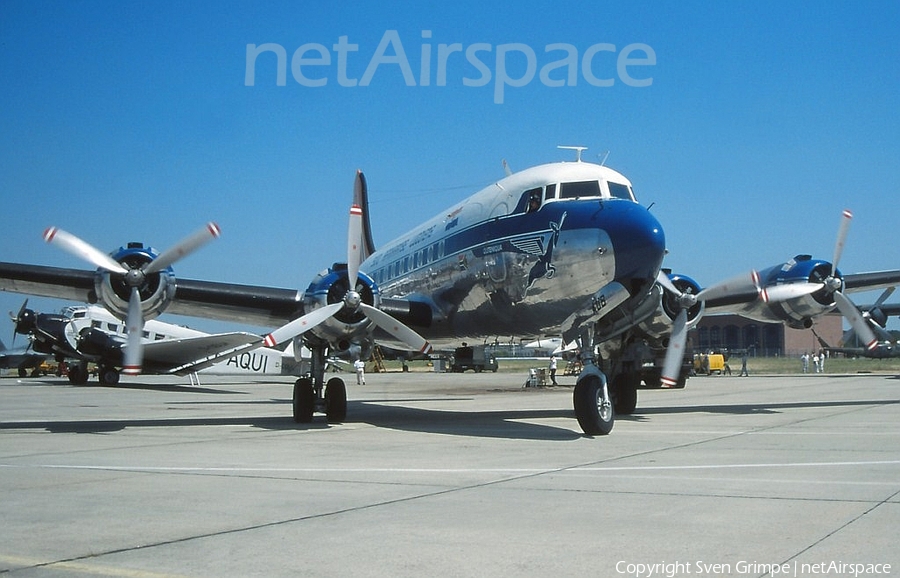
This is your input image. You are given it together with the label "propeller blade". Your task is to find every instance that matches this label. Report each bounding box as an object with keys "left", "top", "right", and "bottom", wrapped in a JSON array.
[
  {"left": 121, "top": 287, "right": 144, "bottom": 375},
  {"left": 660, "top": 309, "right": 688, "bottom": 388},
  {"left": 833, "top": 291, "right": 878, "bottom": 351},
  {"left": 359, "top": 303, "right": 433, "bottom": 354},
  {"left": 347, "top": 204, "right": 363, "bottom": 290},
  {"left": 873, "top": 286, "right": 895, "bottom": 308},
  {"left": 757, "top": 282, "right": 822, "bottom": 303},
  {"left": 655, "top": 271, "right": 680, "bottom": 296},
  {"left": 695, "top": 270, "right": 761, "bottom": 303},
  {"left": 43, "top": 227, "right": 128, "bottom": 273},
  {"left": 144, "top": 222, "right": 221, "bottom": 274},
  {"left": 831, "top": 209, "right": 852, "bottom": 276},
  {"left": 263, "top": 302, "right": 343, "bottom": 347}
]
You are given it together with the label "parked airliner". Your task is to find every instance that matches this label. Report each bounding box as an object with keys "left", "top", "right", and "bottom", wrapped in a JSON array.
[{"left": 3, "top": 148, "right": 899, "bottom": 435}]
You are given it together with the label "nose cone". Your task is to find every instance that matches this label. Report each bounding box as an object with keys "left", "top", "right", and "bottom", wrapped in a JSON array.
[{"left": 605, "top": 201, "right": 666, "bottom": 289}]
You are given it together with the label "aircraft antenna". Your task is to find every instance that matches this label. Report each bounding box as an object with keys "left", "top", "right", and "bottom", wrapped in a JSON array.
[
  {"left": 598, "top": 150, "right": 610, "bottom": 166},
  {"left": 557, "top": 145, "right": 587, "bottom": 162},
  {"left": 502, "top": 159, "right": 512, "bottom": 176}
]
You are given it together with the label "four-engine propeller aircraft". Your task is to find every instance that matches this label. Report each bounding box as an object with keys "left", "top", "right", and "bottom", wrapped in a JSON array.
[{"left": 3, "top": 150, "right": 900, "bottom": 435}]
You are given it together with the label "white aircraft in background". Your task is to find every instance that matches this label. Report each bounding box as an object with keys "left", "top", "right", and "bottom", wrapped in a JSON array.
[
  {"left": 9, "top": 303, "right": 307, "bottom": 385},
  {"left": 3, "top": 148, "right": 900, "bottom": 435}
]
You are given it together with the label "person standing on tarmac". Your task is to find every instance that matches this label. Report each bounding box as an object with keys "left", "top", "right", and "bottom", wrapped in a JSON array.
[{"left": 549, "top": 355, "right": 558, "bottom": 385}]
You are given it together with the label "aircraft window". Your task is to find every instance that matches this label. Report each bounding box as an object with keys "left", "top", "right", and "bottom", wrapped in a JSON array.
[
  {"left": 107, "top": 323, "right": 117, "bottom": 331},
  {"left": 428, "top": 245, "right": 434, "bottom": 262},
  {"left": 142, "top": 330, "right": 150, "bottom": 338},
  {"left": 438, "top": 240, "right": 445, "bottom": 259},
  {"left": 525, "top": 187, "right": 542, "bottom": 212},
  {"left": 544, "top": 183, "right": 556, "bottom": 201},
  {"left": 155, "top": 334, "right": 166, "bottom": 341},
  {"left": 560, "top": 180, "right": 601, "bottom": 199},
  {"left": 92, "top": 320, "right": 101, "bottom": 328},
  {"left": 608, "top": 182, "right": 634, "bottom": 200}
]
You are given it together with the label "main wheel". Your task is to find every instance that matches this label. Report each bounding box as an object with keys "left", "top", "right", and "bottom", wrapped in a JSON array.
[
  {"left": 611, "top": 373, "right": 638, "bottom": 415},
  {"left": 98, "top": 366, "right": 120, "bottom": 385},
  {"left": 325, "top": 377, "right": 347, "bottom": 423},
  {"left": 573, "top": 375, "right": 614, "bottom": 435},
  {"left": 292, "top": 378, "right": 315, "bottom": 423},
  {"left": 67, "top": 364, "right": 89, "bottom": 385}
]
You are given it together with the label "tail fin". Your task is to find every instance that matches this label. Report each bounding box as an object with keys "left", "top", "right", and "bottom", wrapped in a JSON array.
[{"left": 354, "top": 170, "right": 376, "bottom": 259}]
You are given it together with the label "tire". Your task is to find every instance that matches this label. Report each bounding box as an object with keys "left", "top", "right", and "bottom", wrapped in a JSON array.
[
  {"left": 325, "top": 377, "right": 347, "bottom": 424},
  {"left": 99, "top": 367, "right": 120, "bottom": 386},
  {"left": 573, "top": 375, "right": 614, "bottom": 435},
  {"left": 68, "top": 364, "right": 89, "bottom": 385},
  {"left": 611, "top": 373, "right": 638, "bottom": 415},
  {"left": 292, "top": 378, "right": 315, "bottom": 423}
]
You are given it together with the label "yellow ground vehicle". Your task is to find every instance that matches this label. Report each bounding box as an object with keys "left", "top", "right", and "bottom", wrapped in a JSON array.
[{"left": 693, "top": 353, "right": 728, "bottom": 375}]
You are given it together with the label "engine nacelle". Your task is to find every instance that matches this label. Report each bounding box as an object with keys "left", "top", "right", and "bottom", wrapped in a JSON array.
[
  {"left": 634, "top": 273, "right": 705, "bottom": 345},
  {"left": 301, "top": 263, "right": 380, "bottom": 356},
  {"left": 751, "top": 256, "right": 840, "bottom": 329},
  {"left": 94, "top": 243, "right": 176, "bottom": 322}
]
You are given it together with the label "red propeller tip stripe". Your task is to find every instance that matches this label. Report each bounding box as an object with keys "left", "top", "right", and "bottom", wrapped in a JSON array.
[
  {"left": 660, "top": 376, "right": 677, "bottom": 388},
  {"left": 263, "top": 335, "right": 277, "bottom": 348},
  {"left": 866, "top": 339, "right": 878, "bottom": 351},
  {"left": 122, "top": 366, "right": 141, "bottom": 375},
  {"left": 207, "top": 222, "right": 222, "bottom": 237},
  {"left": 350, "top": 205, "right": 363, "bottom": 216},
  {"left": 420, "top": 342, "right": 433, "bottom": 354},
  {"left": 43, "top": 227, "right": 57, "bottom": 242},
  {"left": 842, "top": 209, "right": 853, "bottom": 219}
]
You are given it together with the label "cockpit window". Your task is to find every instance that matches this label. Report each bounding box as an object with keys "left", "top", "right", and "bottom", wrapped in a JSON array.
[
  {"left": 608, "top": 182, "right": 634, "bottom": 200},
  {"left": 560, "top": 180, "right": 601, "bottom": 199},
  {"left": 515, "top": 187, "right": 544, "bottom": 213}
]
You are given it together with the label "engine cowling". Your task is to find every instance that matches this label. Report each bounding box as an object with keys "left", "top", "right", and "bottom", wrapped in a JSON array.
[
  {"left": 300, "top": 263, "right": 380, "bottom": 356},
  {"left": 94, "top": 242, "right": 176, "bottom": 322},
  {"left": 753, "top": 256, "right": 840, "bottom": 329}
]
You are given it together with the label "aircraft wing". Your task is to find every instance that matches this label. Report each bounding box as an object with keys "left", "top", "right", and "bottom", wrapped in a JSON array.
[
  {"left": 0, "top": 263, "right": 96, "bottom": 303},
  {"left": 843, "top": 270, "right": 900, "bottom": 293},
  {"left": 138, "top": 332, "right": 263, "bottom": 375},
  {"left": 0, "top": 262, "right": 303, "bottom": 328}
]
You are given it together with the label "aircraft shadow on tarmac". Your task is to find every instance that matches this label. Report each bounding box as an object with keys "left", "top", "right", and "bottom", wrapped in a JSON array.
[
  {"left": 619, "top": 398, "right": 900, "bottom": 422},
  {"left": 2, "top": 394, "right": 896, "bottom": 439},
  {"left": 0, "top": 396, "right": 582, "bottom": 440}
]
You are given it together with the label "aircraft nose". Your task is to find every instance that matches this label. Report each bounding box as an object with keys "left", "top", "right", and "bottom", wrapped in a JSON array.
[{"left": 605, "top": 202, "right": 666, "bottom": 288}]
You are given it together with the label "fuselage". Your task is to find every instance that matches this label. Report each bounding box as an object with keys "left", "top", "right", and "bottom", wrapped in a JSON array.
[{"left": 362, "top": 161, "right": 666, "bottom": 346}]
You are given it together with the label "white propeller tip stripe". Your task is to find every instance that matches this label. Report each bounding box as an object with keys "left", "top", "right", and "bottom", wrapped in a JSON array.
[
  {"left": 420, "top": 342, "right": 433, "bottom": 354},
  {"left": 263, "top": 334, "right": 277, "bottom": 348},
  {"left": 660, "top": 377, "right": 677, "bottom": 388},
  {"left": 42, "top": 227, "right": 58, "bottom": 243},
  {"left": 207, "top": 222, "right": 222, "bottom": 238},
  {"left": 842, "top": 209, "right": 853, "bottom": 219},
  {"left": 121, "top": 366, "right": 141, "bottom": 375},
  {"left": 866, "top": 339, "right": 879, "bottom": 351}
]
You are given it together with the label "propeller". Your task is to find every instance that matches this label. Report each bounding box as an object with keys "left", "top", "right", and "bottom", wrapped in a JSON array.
[
  {"left": 9, "top": 299, "right": 29, "bottom": 347},
  {"left": 263, "top": 171, "right": 433, "bottom": 356},
  {"left": 656, "top": 270, "right": 761, "bottom": 387},
  {"left": 813, "top": 210, "right": 877, "bottom": 351},
  {"left": 44, "top": 222, "right": 222, "bottom": 374}
]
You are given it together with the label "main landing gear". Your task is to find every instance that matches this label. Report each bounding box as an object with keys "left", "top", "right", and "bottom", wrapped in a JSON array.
[
  {"left": 572, "top": 332, "right": 615, "bottom": 436},
  {"left": 292, "top": 345, "right": 347, "bottom": 424}
]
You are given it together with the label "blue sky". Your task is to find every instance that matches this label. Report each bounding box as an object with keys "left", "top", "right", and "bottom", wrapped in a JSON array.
[{"left": 1, "top": 1, "right": 899, "bottom": 336}]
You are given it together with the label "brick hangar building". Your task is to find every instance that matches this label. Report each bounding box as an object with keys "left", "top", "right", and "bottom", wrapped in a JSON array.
[{"left": 692, "top": 313, "right": 843, "bottom": 357}]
